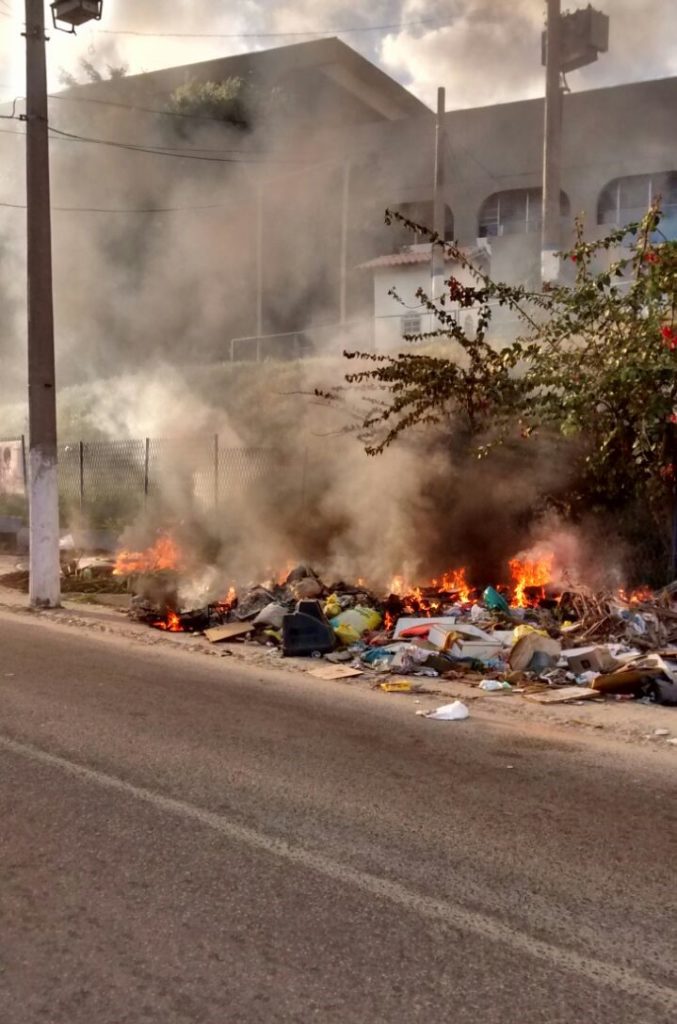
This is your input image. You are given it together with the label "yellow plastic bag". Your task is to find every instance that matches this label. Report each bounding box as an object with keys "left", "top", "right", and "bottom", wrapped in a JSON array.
[{"left": 512, "top": 623, "right": 548, "bottom": 643}]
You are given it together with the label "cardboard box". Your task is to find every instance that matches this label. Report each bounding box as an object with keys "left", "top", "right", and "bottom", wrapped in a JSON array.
[{"left": 562, "top": 646, "right": 620, "bottom": 675}]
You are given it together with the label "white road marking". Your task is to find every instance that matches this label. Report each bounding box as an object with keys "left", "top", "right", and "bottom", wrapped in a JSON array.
[{"left": 1, "top": 734, "right": 675, "bottom": 1012}]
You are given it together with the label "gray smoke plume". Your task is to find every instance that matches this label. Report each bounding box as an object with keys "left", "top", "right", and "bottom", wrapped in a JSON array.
[{"left": 0, "top": 0, "right": 672, "bottom": 592}]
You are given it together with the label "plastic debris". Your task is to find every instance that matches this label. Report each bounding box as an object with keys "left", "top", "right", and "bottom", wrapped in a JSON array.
[
  {"left": 425, "top": 700, "right": 470, "bottom": 721},
  {"left": 479, "top": 679, "right": 512, "bottom": 692}
]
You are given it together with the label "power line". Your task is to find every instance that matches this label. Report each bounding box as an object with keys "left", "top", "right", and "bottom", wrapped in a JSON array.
[
  {"left": 96, "top": 17, "right": 446, "bottom": 40},
  {"left": 47, "top": 125, "right": 298, "bottom": 164},
  {"left": 0, "top": 199, "right": 237, "bottom": 214},
  {"left": 47, "top": 90, "right": 258, "bottom": 130}
]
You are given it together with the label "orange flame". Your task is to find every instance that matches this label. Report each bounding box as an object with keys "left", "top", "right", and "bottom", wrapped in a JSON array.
[
  {"left": 440, "top": 568, "right": 471, "bottom": 603},
  {"left": 617, "top": 586, "right": 653, "bottom": 605},
  {"left": 114, "top": 535, "right": 183, "bottom": 576},
  {"left": 153, "top": 610, "right": 183, "bottom": 632},
  {"left": 509, "top": 554, "right": 554, "bottom": 608}
]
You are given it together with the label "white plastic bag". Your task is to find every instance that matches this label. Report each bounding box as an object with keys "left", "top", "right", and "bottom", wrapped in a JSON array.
[{"left": 426, "top": 700, "right": 470, "bottom": 721}]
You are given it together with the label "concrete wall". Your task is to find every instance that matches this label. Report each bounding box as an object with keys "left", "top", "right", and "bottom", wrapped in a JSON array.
[
  {"left": 349, "top": 75, "right": 677, "bottom": 290},
  {"left": 371, "top": 257, "right": 478, "bottom": 352}
]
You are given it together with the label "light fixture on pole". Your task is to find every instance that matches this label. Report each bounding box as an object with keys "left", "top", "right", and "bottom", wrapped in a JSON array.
[{"left": 50, "top": 0, "right": 102, "bottom": 32}]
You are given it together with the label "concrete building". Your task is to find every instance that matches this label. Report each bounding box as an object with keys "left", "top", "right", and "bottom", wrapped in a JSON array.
[{"left": 4, "top": 39, "right": 676, "bottom": 370}]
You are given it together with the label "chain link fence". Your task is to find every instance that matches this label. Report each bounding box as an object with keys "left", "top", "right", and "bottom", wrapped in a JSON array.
[{"left": 0, "top": 435, "right": 278, "bottom": 531}]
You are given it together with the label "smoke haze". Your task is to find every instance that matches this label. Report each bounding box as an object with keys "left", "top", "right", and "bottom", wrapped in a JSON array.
[{"left": 0, "top": 1, "right": 673, "bottom": 590}]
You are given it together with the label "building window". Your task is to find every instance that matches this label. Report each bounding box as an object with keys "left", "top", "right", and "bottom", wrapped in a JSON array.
[
  {"left": 401, "top": 313, "right": 422, "bottom": 337},
  {"left": 478, "top": 188, "right": 569, "bottom": 237},
  {"left": 598, "top": 172, "right": 677, "bottom": 238}
]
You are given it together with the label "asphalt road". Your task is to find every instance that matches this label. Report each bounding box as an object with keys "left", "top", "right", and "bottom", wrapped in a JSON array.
[{"left": 0, "top": 609, "right": 675, "bottom": 1024}]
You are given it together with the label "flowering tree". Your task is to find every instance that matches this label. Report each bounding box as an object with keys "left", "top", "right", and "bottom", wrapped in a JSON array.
[{"left": 344, "top": 207, "right": 677, "bottom": 505}]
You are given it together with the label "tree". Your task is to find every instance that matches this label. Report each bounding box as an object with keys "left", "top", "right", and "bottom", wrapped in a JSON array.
[
  {"left": 336, "top": 206, "right": 677, "bottom": 576},
  {"left": 167, "top": 77, "right": 248, "bottom": 126},
  {"left": 58, "top": 56, "right": 128, "bottom": 88}
]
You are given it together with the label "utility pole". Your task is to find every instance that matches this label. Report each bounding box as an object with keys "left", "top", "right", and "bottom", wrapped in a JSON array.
[
  {"left": 255, "top": 175, "right": 263, "bottom": 338},
  {"left": 339, "top": 160, "right": 351, "bottom": 326},
  {"left": 25, "top": 0, "right": 60, "bottom": 607},
  {"left": 431, "top": 86, "right": 446, "bottom": 302},
  {"left": 541, "top": 0, "right": 563, "bottom": 286}
]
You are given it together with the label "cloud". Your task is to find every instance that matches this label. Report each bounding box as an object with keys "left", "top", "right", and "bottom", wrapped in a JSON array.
[
  {"left": 381, "top": 1, "right": 677, "bottom": 109},
  {"left": 1, "top": 1, "right": 675, "bottom": 110}
]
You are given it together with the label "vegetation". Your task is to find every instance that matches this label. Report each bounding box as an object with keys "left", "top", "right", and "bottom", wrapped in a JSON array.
[
  {"left": 167, "top": 77, "right": 249, "bottom": 126},
  {"left": 58, "top": 56, "right": 128, "bottom": 87},
  {"left": 330, "top": 205, "right": 677, "bottom": 580}
]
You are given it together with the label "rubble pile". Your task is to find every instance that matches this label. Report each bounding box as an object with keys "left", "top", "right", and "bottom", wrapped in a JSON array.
[{"left": 127, "top": 559, "right": 677, "bottom": 707}]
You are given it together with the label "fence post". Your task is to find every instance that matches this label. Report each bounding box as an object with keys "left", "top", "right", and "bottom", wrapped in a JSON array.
[
  {"left": 20, "top": 434, "right": 27, "bottom": 495},
  {"left": 300, "top": 445, "right": 308, "bottom": 515},
  {"left": 79, "top": 440, "right": 84, "bottom": 511},
  {"left": 144, "top": 438, "right": 150, "bottom": 505},
  {"left": 213, "top": 433, "right": 219, "bottom": 510}
]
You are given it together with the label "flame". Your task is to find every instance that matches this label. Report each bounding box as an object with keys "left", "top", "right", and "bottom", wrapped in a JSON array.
[
  {"left": 153, "top": 610, "right": 183, "bottom": 632},
  {"left": 384, "top": 610, "right": 394, "bottom": 631},
  {"left": 617, "top": 586, "right": 653, "bottom": 605},
  {"left": 509, "top": 554, "right": 554, "bottom": 608},
  {"left": 114, "top": 535, "right": 183, "bottom": 576},
  {"left": 387, "top": 568, "right": 471, "bottom": 614},
  {"left": 440, "top": 568, "right": 471, "bottom": 603}
]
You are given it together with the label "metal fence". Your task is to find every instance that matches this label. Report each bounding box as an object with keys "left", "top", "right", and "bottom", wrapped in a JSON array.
[{"left": 0, "top": 435, "right": 277, "bottom": 528}]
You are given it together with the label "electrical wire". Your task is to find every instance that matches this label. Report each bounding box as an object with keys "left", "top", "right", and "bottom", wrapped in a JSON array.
[
  {"left": 0, "top": 199, "right": 237, "bottom": 214},
  {"left": 96, "top": 17, "right": 446, "bottom": 40},
  {"left": 47, "top": 125, "right": 299, "bottom": 164}
]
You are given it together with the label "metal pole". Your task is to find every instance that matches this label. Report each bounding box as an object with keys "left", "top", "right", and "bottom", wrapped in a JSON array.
[
  {"left": 431, "top": 86, "right": 446, "bottom": 303},
  {"left": 213, "top": 433, "right": 219, "bottom": 510},
  {"left": 79, "top": 440, "right": 84, "bottom": 511},
  {"left": 541, "top": 0, "right": 563, "bottom": 286},
  {"left": 144, "top": 437, "right": 150, "bottom": 504},
  {"left": 339, "top": 161, "right": 351, "bottom": 326},
  {"left": 255, "top": 177, "right": 263, "bottom": 339},
  {"left": 25, "top": 0, "right": 60, "bottom": 607}
]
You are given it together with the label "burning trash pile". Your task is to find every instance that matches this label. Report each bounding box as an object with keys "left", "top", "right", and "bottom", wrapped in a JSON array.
[{"left": 112, "top": 536, "right": 677, "bottom": 708}]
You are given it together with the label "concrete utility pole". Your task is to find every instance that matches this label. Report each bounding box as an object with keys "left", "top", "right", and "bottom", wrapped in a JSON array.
[
  {"left": 541, "top": 0, "right": 563, "bottom": 286},
  {"left": 431, "top": 86, "right": 446, "bottom": 302},
  {"left": 25, "top": 0, "right": 60, "bottom": 607}
]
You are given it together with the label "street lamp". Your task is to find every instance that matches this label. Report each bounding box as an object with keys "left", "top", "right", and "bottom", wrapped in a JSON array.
[
  {"left": 50, "top": 1, "right": 102, "bottom": 31},
  {"left": 24, "top": 0, "right": 104, "bottom": 607}
]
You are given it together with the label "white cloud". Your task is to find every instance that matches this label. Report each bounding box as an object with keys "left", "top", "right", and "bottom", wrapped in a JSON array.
[{"left": 1, "top": 1, "right": 675, "bottom": 110}]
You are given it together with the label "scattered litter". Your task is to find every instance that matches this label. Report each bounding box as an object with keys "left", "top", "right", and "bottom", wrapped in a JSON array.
[
  {"left": 425, "top": 700, "right": 470, "bottom": 721},
  {"left": 378, "top": 680, "right": 414, "bottom": 692},
  {"left": 654, "top": 728, "right": 670, "bottom": 737},
  {"left": 308, "top": 665, "right": 363, "bottom": 681}
]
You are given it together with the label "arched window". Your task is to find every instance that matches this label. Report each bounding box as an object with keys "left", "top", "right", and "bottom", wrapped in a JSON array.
[
  {"left": 598, "top": 172, "right": 677, "bottom": 238},
  {"left": 478, "top": 188, "right": 569, "bottom": 238}
]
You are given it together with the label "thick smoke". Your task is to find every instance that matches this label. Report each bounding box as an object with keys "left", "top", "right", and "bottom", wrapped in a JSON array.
[{"left": 0, "top": 0, "right": 671, "bottom": 593}]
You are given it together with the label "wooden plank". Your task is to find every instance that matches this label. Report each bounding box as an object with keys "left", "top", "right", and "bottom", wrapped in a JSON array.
[
  {"left": 524, "top": 686, "right": 598, "bottom": 704},
  {"left": 308, "top": 665, "right": 363, "bottom": 680},
  {"left": 204, "top": 622, "right": 254, "bottom": 643}
]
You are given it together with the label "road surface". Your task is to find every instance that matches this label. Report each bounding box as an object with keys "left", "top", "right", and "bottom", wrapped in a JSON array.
[{"left": 0, "top": 608, "right": 675, "bottom": 1023}]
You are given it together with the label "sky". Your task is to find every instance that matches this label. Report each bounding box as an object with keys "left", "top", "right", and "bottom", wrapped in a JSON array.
[{"left": 0, "top": 1, "right": 676, "bottom": 110}]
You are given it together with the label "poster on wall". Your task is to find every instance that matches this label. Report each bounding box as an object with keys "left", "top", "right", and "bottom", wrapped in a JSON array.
[{"left": 0, "top": 441, "right": 25, "bottom": 496}]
